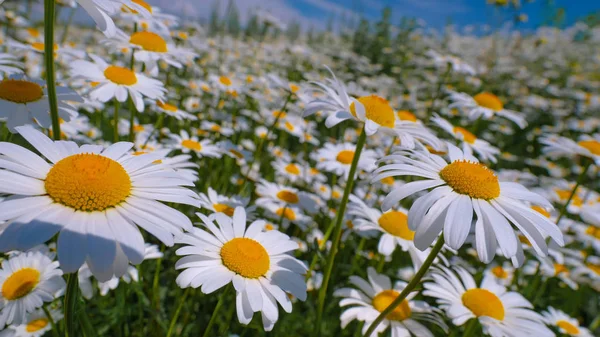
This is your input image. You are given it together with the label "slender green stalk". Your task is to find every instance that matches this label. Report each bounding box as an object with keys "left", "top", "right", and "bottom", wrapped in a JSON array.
[
  {"left": 42, "top": 305, "right": 60, "bottom": 337},
  {"left": 462, "top": 318, "right": 479, "bottom": 337},
  {"left": 44, "top": 0, "right": 61, "bottom": 140},
  {"left": 314, "top": 127, "right": 367, "bottom": 337},
  {"left": 128, "top": 98, "right": 136, "bottom": 142},
  {"left": 60, "top": 7, "right": 76, "bottom": 45},
  {"left": 79, "top": 309, "right": 98, "bottom": 337},
  {"left": 555, "top": 160, "right": 592, "bottom": 224},
  {"left": 113, "top": 100, "right": 121, "bottom": 143},
  {"left": 202, "top": 286, "right": 231, "bottom": 337},
  {"left": 166, "top": 288, "right": 191, "bottom": 337},
  {"left": 590, "top": 311, "right": 600, "bottom": 331},
  {"left": 64, "top": 273, "right": 80, "bottom": 337},
  {"left": 427, "top": 63, "right": 452, "bottom": 117},
  {"left": 363, "top": 235, "right": 445, "bottom": 337},
  {"left": 532, "top": 278, "right": 548, "bottom": 306}
]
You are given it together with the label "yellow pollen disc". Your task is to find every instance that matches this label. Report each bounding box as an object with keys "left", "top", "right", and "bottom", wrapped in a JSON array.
[
  {"left": 556, "top": 320, "right": 580, "bottom": 335},
  {"left": 284, "top": 121, "right": 295, "bottom": 131},
  {"left": 277, "top": 190, "right": 299, "bottom": 204},
  {"left": 531, "top": 205, "right": 551, "bottom": 218},
  {"left": 0, "top": 79, "right": 44, "bottom": 104},
  {"left": 397, "top": 110, "right": 417, "bottom": 122},
  {"left": 554, "top": 263, "right": 568, "bottom": 276},
  {"left": 332, "top": 191, "right": 341, "bottom": 199},
  {"left": 518, "top": 235, "right": 531, "bottom": 246},
  {"left": 378, "top": 211, "right": 414, "bottom": 240},
  {"left": 578, "top": 140, "right": 600, "bottom": 155},
  {"left": 211, "top": 124, "right": 221, "bottom": 132},
  {"left": 31, "top": 42, "right": 58, "bottom": 51},
  {"left": 276, "top": 207, "right": 296, "bottom": 221},
  {"left": 219, "top": 76, "right": 232, "bottom": 86},
  {"left": 349, "top": 95, "right": 395, "bottom": 128},
  {"left": 585, "top": 226, "right": 600, "bottom": 239},
  {"left": 440, "top": 160, "right": 500, "bottom": 200},
  {"left": 104, "top": 66, "right": 137, "bottom": 86},
  {"left": 129, "top": 31, "right": 167, "bottom": 52},
  {"left": 461, "top": 288, "right": 505, "bottom": 320},
  {"left": 157, "top": 100, "right": 178, "bottom": 112},
  {"left": 272, "top": 110, "right": 286, "bottom": 118},
  {"left": 213, "top": 203, "right": 235, "bottom": 216},
  {"left": 587, "top": 263, "right": 600, "bottom": 275},
  {"left": 473, "top": 92, "right": 503, "bottom": 111},
  {"left": 181, "top": 140, "right": 202, "bottom": 151},
  {"left": 220, "top": 238, "right": 270, "bottom": 278},
  {"left": 123, "top": 0, "right": 153, "bottom": 14},
  {"left": 27, "top": 28, "right": 40, "bottom": 38},
  {"left": 555, "top": 189, "right": 583, "bottom": 206},
  {"left": 285, "top": 164, "right": 300, "bottom": 175},
  {"left": 453, "top": 126, "right": 476, "bottom": 144},
  {"left": 336, "top": 150, "right": 355, "bottom": 164},
  {"left": 26, "top": 318, "right": 49, "bottom": 332},
  {"left": 491, "top": 266, "right": 508, "bottom": 279},
  {"left": 229, "top": 149, "right": 244, "bottom": 159},
  {"left": 380, "top": 176, "right": 395, "bottom": 185},
  {"left": 289, "top": 84, "right": 299, "bottom": 93},
  {"left": 2, "top": 268, "right": 40, "bottom": 300},
  {"left": 264, "top": 223, "right": 274, "bottom": 231},
  {"left": 45, "top": 154, "right": 131, "bottom": 212},
  {"left": 372, "top": 290, "right": 412, "bottom": 321}
]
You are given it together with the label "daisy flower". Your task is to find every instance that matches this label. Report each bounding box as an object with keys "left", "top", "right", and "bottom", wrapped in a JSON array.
[
  {"left": 153, "top": 100, "right": 197, "bottom": 121},
  {"left": 0, "top": 75, "right": 81, "bottom": 132},
  {"left": 448, "top": 91, "right": 527, "bottom": 128},
  {"left": 2, "top": 307, "right": 63, "bottom": 337},
  {"left": 483, "top": 262, "right": 515, "bottom": 286},
  {"left": 423, "top": 266, "right": 553, "bottom": 337},
  {"left": 431, "top": 114, "right": 500, "bottom": 163},
  {"left": 314, "top": 142, "right": 377, "bottom": 179},
  {"left": 198, "top": 187, "right": 255, "bottom": 218},
  {"left": 372, "top": 143, "right": 564, "bottom": 263},
  {"left": 542, "top": 307, "right": 594, "bottom": 337},
  {"left": 76, "top": 0, "right": 150, "bottom": 37},
  {"left": 70, "top": 54, "right": 166, "bottom": 112},
  {"left": 263, "top": 202, "right": 312, "bottom": 230},
  {"left": 256, "top": 180, "right": 317, "bottom": 213},
  {"left": 272, "top": 159, "right": 309, "bottom": 184},
  {"left": 334, "top": 267, "right": 446, "bottom": 337},
  {"left": 0, "top": 127, "right": 199, "bottom": 281},
  {"left": 540, "top": 133, "right": 600, "bottom": 165},
  {"left": 169, "top": 130, "right": 222, "bottom": 158},
  {"left": 0, "top": 251, "right": 65, "bottom": 328},
  {"left": 174, "top": 207, "right": 307, "bottom": 331},
  {"left": 200, "top": 121, "right": 234, "bottom": 137}
]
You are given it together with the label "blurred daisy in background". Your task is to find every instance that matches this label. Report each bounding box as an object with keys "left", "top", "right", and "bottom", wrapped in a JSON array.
[{"left": 448, "top": 91, "right": 527, "bottom": 128}]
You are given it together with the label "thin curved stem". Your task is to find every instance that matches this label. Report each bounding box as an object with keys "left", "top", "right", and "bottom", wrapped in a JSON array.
[
  {"left": 462, "top": 318, "right": 479, "bottom": 337},
  {"left": 202, "top": 286, "right": 231, "bottom": 337},
  {"left": 42, "top": 305, "right": 60, "bottom": 337},
  {"left": 166, "top": 288, "right": 191, "bottom": 337},
  {"left": 555, "top": 160, "right": 592, "bottom": 224},
  {"left": 44, "top": 0, "right": 61, "bottom": 140},
  {"left": 363, "top": 235, "right": 445, "bottom": 337},
  {"left": 64, "top": 273, "right": 80, "bottom": 337},
  {"left": 314, "top": 127, "right": 367, "bottom": 337}
]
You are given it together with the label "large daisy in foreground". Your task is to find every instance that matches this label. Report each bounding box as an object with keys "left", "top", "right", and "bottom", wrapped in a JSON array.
[
  {"left": 175, "top": 207, "right": 307, "bottom": 331},
  {"left": 0, "top": 127, "right": 199, "bottom": 281},
  {"left": 372, "top": 144, "right": 564, "bottom": 263}
]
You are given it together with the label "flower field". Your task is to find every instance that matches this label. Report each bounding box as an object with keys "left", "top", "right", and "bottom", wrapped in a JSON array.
[{"left": 0, "top": 0, "right": 599, "bottom": 336}]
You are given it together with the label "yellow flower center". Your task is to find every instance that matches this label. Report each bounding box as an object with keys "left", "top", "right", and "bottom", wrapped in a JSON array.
[
  {"left": 587, "top": 263, "right": 600, "bottom": 275},
  {"left": 26, "top": 318, "right": 49, "bottom": 332},
  {"left": 276, "top": 207, "right": 296, "bottom": 221},
  {"left": 556, "top": 320, "right": 580, "bottom": 335},
  {"left": 0, "top": 79, "right": 44, "bottom": 104},
  {"left": 129, "top": 31, "right": 168, "bottom": 52},
  {"left": 284, "top": 121, "right": 295, "bottom": 131},
  {"left": 440, "top": 160, "right": 500, "bottom": 200},
  {"left": 453, "top": 126, "right": 476, "bottom": 144},
  {"left": 397, "top": 110, "right": 417, "bottom": 122},
  {"left": 350, "top": 95, "right": 395, "bottom": 128},
  {"left": 45, "top": 154, "right": 131, "bottom": 212},
  {"left": 285, "top": 164, "right": 300, "bottom": 175},
  {"left": 461, "top": 288, "right": 505, "bottom": 320},
  {"left": 555, "top": 189, "right": 583, "bottom": 206},
  {"left": 531, "top": 205, "right": 551, "bottom": 218},
  {"left": 220, "top": 238, "right": 270, "bottom": 278},
  {"left": 210, "top": 124, "right": 221, "bottom": 132},
  {"left": 157, "top": 100, "right": 178, "bottom": 112},
  {"left": 181, "top": 140, "right": 202, "bottom": 151},
  {"left": 371, "top": 290, "right": 412, "bottom": 321},
  {"left": 27, "top": 27, "right": 40, "bottom": 38},
  {"left": 491, "top": 266, "right": 508, "bottom": 279},
  {"left": 123, "top": 0, "right": 153, "bottom": 14},
  {"left": 289, "top": 84, "right": 299, "bottom": 93},
  {"left": 2, "top": 268, "right": 40, "bottom": 300},
  {"left": 104, "top": 66, "right": 137, "bottom": 86},
  {"left": 474, "top": 92, "right": 503, "bottom": 111},
  {"left": 276, "top": 190, "right": 299, "bottom": 204},
  {"left": 585, "top": 226, "right": 600, "bottom": 239},
  {"left": 380, "top": 176, "right": 395, "bottom": 185},
  {"left": 336, "top": 150, "right": 355, "bottom": 164},
  {"left": 31, "top": 42, "right": 58, "bottom": 52},
  {"left": 213, "top": 203, "right": 235, "bottom": 216},
  {"left": 554, "top": 263, "right": 568, "bottom": 276},
  {"left": 578, "top": 140, "right": 600, "bottom": 155},
  {"left": 378, "top": 211, "right": 415, "bottom": 240},
  {"left": 133, "top": 125, "right": 145, "bottom": 133},
  {"left": 219, "top": 76, "right": 232, "bottom": 86}
]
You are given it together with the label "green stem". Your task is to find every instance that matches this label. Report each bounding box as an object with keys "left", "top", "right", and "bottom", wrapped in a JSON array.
[
  {"left": 427, "top": 63, "right": 452, "bottom": 117},
  {"left": 60, "top": 7, "right": 76, "bottom": 45},
  {"left": 555, "top": 160, "right": 592, "bottom": 224},
  {"left": 64, "top": 273, "right": 80, "bottom": 337},
  {"left": 462, "top": 318, "right": 479, "bottom": 337},
  {"left": 314, "top": 127, "right": 367, "bottom": 337},
  {"left": 44, "top": 0, "right": 61, "bottom": 140},
  {"left": 590, "top": 311, "right": 600, "bottom": 331},
  {"left": 113, "top": 100, "right": 121, "bottom": 143},
  {"left": 128, "top": 98, "right": 136, "bottom": 143},
  {"left": 202, "top": 286, "right": 231, "bottom": 337},
  {"left": 42, "top": 305, "right": 60, "bottom": 337},
  {"left": 363, "top": 235, "right": 445, "bottom": 337},
  {"left": 532, "top": 278, "right": 547, "bottom": 306},
  {"left": 166, "top": 288, "right": 191, "bottom": 337}
]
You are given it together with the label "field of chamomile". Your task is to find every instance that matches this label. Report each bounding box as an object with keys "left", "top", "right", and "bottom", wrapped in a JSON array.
[{"left": 0, "top": 0, "right": 599, "bottom": 336}]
